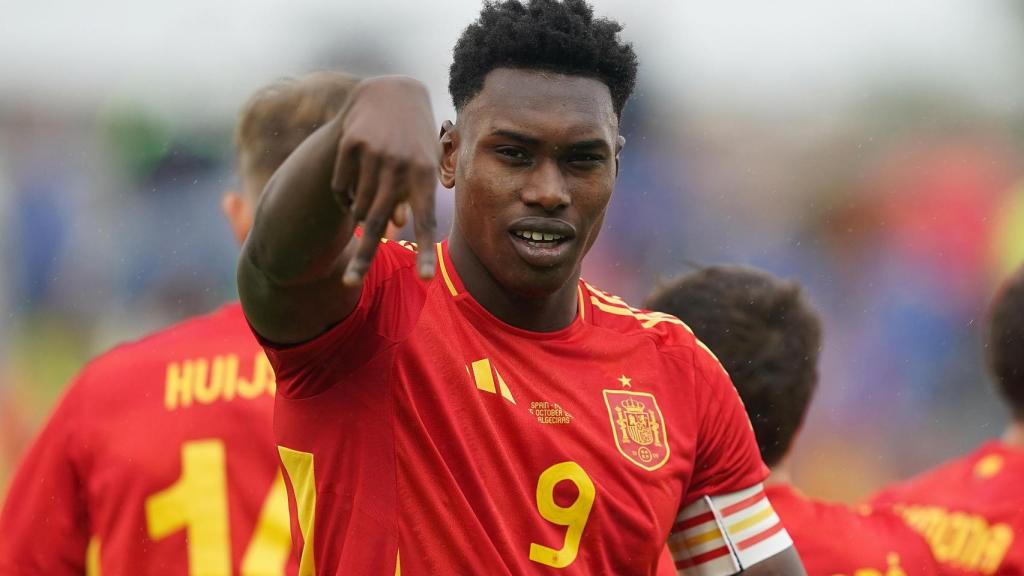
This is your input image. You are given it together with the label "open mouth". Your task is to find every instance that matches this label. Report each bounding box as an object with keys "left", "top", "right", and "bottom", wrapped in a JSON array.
[
  {"left": 507, "top": 218, "right": 577, "bottom": 267},
  {"left": 511, "top": 229, "right": 569, "bottom": 247}
]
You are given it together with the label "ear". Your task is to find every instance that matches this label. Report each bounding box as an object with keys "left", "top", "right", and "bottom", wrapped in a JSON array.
[
  {"left": 614, "top": 135, "right": 626, "bottom": 178},
  {"left": 439, "top": 120, "right": 458, "bottom": 190},
  {"left": 221, "top": 191, "right": 254, "bottom": 245}
]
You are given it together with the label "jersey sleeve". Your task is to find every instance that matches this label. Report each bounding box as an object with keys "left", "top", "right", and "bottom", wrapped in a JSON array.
[
  {"left": 0, "top": 376, "right": 92, "bottom": 575},
  {"left": 667, "top": 483, "right": 792, "bottom": 575},
  {"left": 686, "top": 345, "right": 769, "bottom": 502},
  {"left": 667, "top": 346, "right": 787, "bottom": 574},
  {"left": 257, "top": 239, "right": 425, "bottom": 399}
]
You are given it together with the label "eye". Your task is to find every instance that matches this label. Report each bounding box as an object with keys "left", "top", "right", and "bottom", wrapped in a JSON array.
[
  {"left": 495, "top": 146, "right": 529, "bottom": 163},
  {"left": 566, "top": 153, "right": 606, "bottom": 168}
]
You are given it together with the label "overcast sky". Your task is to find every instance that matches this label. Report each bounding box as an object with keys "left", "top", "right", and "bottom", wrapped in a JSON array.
[{"left": 2, "top": 0, "right": 1021, "bottom": 121}]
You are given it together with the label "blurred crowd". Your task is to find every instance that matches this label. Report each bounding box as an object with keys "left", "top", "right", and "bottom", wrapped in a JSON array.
[{"left": 2, "top": 0, "right": 1023, "bottom": 503}]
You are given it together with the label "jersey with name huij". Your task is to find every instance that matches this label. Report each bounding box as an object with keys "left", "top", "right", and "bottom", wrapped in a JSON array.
[
  {"left": 263, "top": 240, "right": 792, "bottom": 576},
  {"left": 0, "top": 303, "right": 294, "bottom": 576},
  {"left": 870, "top": 441, "right": 1024, "bottom": 575}
]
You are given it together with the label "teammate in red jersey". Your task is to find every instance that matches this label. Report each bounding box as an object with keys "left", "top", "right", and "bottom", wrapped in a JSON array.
[
  {"left": 645, "top": 265, "right": 938, "bottom": 575},
  {"left": 0, "top": 72, "right": 358, "bottom": 575},
  {"left": 869, "top": 265, "right": 1024, "bottom": 575},
  {"left": 237, "top": 1, "right": 805, "bottom": 574}
]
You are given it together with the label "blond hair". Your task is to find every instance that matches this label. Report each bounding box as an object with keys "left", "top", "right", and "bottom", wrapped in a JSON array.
[{"left": 235, "top": 71, "right": 360, "bottom": 196}]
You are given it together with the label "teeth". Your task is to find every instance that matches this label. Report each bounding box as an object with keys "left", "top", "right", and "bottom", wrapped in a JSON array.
[{"left": 515, "top": 230, "right": 564, "bottom": 242}]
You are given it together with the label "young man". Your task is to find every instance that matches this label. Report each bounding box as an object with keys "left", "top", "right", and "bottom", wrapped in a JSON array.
[
  {"left": 238, "top": 1, "right": 804, "bottom": 574},
  {"left": 869, "top": 266, "right": 1024, "bottom": 575},
  {"left": 0, "top": 72, "right": 358, "bottom": 575},
  {"left": 645, "top": 266, "right": 938, "bottom": 575}
]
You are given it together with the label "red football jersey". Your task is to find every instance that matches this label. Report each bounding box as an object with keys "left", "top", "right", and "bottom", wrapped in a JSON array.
[
  {"left": 869, "top": 441, "right": 1024, "bottom": 575},
  {"left": 264, "top": 240, "right": 788, "bottom": 575},
  {"left": 765, "top": 484, "right": 937, "bottom": 575},
  {"left": 0, "top": 304, "right": 294, "bottom": 576}
]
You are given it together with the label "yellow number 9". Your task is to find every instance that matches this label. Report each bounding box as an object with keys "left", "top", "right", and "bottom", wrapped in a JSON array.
[{"left": 529, "top": 461, "right": 596, "bottom": 568}]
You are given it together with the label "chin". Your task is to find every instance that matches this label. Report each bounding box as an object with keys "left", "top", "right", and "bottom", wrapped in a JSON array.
[{"left": 500, "top": 266, "right": 576, "bottom": 300}]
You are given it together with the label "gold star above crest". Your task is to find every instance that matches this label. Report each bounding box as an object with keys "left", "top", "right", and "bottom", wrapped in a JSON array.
[{"left": 618, "top": 375, "right": 632, "bottom": 388}]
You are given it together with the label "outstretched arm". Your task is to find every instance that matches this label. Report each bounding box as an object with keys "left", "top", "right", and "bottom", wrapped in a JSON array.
[{"left": 238, "top": 76, "right": 439, "bottom": 345}]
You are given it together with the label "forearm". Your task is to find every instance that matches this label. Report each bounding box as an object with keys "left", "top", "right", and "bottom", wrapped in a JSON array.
[
  {"left": 242, "top": 113, "right": 355, "bottom": 289},
  {"left": 237, "top": 75, "right": 438, "bottom": 344}
]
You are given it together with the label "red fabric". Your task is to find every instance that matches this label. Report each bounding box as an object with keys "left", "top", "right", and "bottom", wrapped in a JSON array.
[
  {"left": 264, "top": 239, "right": 768, "bottom": 575},
  {"left": 870, "top": 441, "right": 1024, "bottom": 575},
  {"left": 0, "top": 304, "right": 295, "bottom": 576},
  {"left": 765, "top": 484, "right": 937, "bottom": 575}
]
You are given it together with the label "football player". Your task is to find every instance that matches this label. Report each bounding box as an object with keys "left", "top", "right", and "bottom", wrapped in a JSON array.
[
  {"left": 869, "top": 265, "right": 1024, "bottom": 575},
  {"left": 0, "top": 72, "right": 359, "bottom": 575},
  {"left": 237, "top": 1, "right": 805, "bottom": 574}
]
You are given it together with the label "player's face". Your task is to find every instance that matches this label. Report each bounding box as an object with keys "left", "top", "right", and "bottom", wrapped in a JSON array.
[{"left": 442, "top": 68, "right": 623, "bottom": 298}]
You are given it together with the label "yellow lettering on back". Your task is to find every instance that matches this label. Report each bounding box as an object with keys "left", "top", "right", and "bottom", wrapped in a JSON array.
[
  {"left": 219, "top": 355, "right": 239, "bottom": 401},
  {"left": 895, "top": 505, "right": 1013, "bottom": 574},
  {"left": 165, "top": 352, "right": 275, "bottom": 411},
  {"left": 241, "top": 352, "right": 275, "bottom": 399},
  {"left": 194, "top": 358, "right": 221, "bottom": 404},
  {"left": 981, "top": 525, "right": 1013, "bottom": 574},
  {"left": 166, "top": 361, "right": 195, "bottom": 410}
]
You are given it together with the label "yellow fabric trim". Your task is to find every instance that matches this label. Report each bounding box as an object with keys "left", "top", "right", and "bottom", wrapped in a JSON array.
[
  {"left": 471, "top": 359, "right": 496, "bottom": 393},
  {"left": 436, "top": 243, "right": 457, "bottom": 296},
  {"left": 728, "top": 506, "right": 774, "bottom": 535},
  {"left": 278, "top": 446, "right": 317, "bottom": 576},
  {"left": 590, "top": 296, "right": 635, "bottom": 316},
  {"left": 682, "top": 526, "right": 724, "bottom": 549},
  {"left": 86, "top": 537, "right": 100, "bottom": 576},
  {"left": 495, "top": 369, "right": 516, "bottom": 404}
]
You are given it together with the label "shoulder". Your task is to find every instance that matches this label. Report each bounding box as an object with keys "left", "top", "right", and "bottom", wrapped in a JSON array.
[
  {"left": 74, "top": 303, "right": 256, "bottom": 390},
  {"left": 582, "top": 280, "right": 723, "bottom": 376},
  {"left": 769, "top": 485, "right": 928, "bottom": 562},
  {"left": 583, "top": 281, "right": 698, "bottom": 349},
  {"left": 884, "top": 445, "right": 991, "bottom": 492}
]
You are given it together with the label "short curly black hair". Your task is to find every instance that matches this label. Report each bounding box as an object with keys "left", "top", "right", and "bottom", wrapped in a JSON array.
[
  {"left": 988, "top": 267, "right": 1024, "bottom": 420},
  {"left": 644, "top": 266, "right": 823, "bottom": 468},
  {"left": 449, "top": 0, "right": 638, "bottom": 117}
]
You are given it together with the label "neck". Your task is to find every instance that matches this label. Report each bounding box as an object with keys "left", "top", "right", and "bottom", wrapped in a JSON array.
[
  {"left": 1003, "top": 421, "right": 1024, "bottom": 448},
  {"left": 766, "top": 453, "right": 793, "bottom": 486},
  {"left": 448, "top": 228, "right": 580, "bottom": 332}
]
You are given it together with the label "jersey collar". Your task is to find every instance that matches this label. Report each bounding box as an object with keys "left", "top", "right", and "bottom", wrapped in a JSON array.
[{"left": 434, "top": 240, "right": 590, "bottom": 337}]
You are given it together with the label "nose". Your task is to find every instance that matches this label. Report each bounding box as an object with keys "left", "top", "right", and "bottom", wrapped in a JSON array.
[{"left": 520, "top": 159, "right": 570, "bottom": 212}]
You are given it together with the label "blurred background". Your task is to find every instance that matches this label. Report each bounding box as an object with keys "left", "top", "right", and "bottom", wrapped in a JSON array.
[{"left": 2, "top": 0, "right": 1023, "bottom": 502}]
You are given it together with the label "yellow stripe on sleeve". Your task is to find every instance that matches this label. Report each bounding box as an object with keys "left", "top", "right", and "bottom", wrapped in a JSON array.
[
  {"left": 278, "top": 446, "right": 317, "bottom": 576},
  {"left": 86, "top": 537, "right": 101, "bottom": 576}
]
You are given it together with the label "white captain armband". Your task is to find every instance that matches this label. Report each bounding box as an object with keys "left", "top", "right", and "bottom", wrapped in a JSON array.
[{"left": 666, "top": 483, "right": 792, "bottom": 575}]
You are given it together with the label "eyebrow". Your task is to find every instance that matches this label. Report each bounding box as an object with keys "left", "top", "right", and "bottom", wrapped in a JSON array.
[
  {"left": 489, "top": 130, "right": 610, "bottom": 151},
  {"left": 567, "top": 139, "right": 610, "bottom": 151},
  {"left": 490, "top": 129, "right": 539, "bottom": 145}
]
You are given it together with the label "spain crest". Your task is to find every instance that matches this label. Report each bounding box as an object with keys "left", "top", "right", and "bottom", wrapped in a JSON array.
[{"left": 603, "top": 389, "right": 670, "bottom": 471}]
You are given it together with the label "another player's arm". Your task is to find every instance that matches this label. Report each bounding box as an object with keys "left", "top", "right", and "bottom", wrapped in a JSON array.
[{"left": 238, "top": 76, "right": 439, "bottom": 344}]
